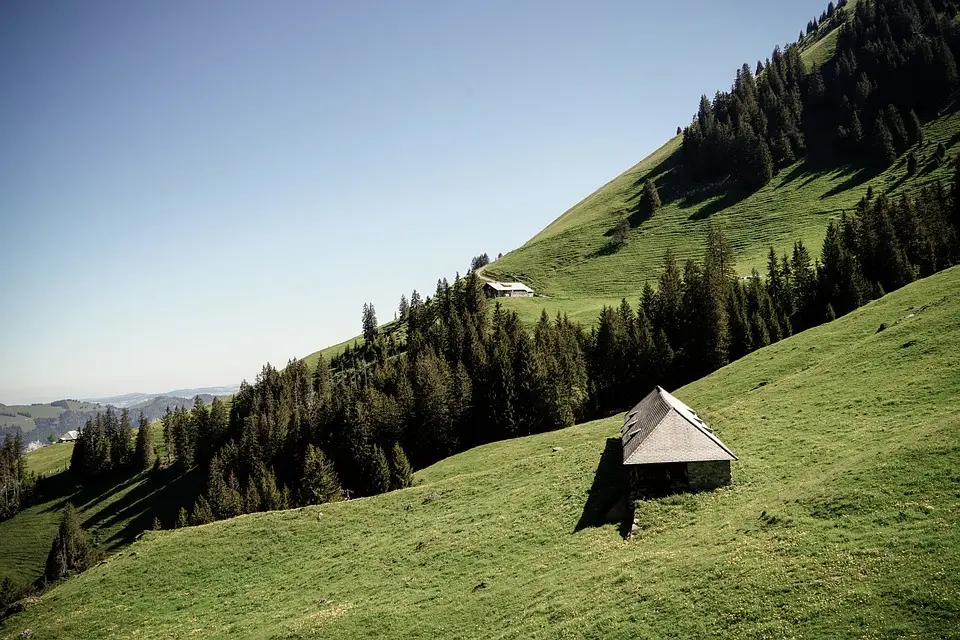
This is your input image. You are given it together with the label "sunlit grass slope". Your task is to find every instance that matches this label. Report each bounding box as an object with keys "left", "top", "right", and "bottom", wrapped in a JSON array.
[
  {"left": 0, "top": 426, "right": 179, "bottom": 585},
  {"left": 5, "top": 266, "right": 958, "bottom": 639},
  {"left": 483, "top": 110, "right": 960, "bottom": 327}
]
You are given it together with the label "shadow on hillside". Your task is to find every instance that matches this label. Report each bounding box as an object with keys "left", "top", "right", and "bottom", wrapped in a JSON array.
[
  {"left": 820, "top": 165, "right": 875, "bottom": 199},
  {"left": 574, "top": 438, "right": 632, "bottom": 538},
  {"left": 30, "top": 464, "right": 205, "bottom": 553},
  {"left": 102, "top": 468, "right": 205, "bottom": 548}
]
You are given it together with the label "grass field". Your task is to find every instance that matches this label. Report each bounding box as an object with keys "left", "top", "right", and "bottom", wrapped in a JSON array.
[
  {"left": 24, "top": 443, "right": 75, "bottom": 477},
  {"left": 0, "top": 424, "right": 179, "bottom": 586},
  {"left": 4, "top": 266, "right": 957, "bottom": 639}
]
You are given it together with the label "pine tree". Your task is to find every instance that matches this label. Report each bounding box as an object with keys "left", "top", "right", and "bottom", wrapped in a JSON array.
[
  {"left": 639, "top": 179, "right": 662, "bottom": 217},
  {"left": 883, "top": 105, "right": 908, "bottom": 154},
  {"left": 388, "top": 443, "right": 413, "bottom": 490},
  {"left": 135, "top": 413, "right": 154, "bottom": 471},
  {"left": 791, "top": 240, "right": 817, "bottom": 330},
  {"left": 299, "top": 445, "right": 343, "bottom": 505},
  {"left": 905, "top": 109, "right": 923, "bottom": 146},
  {"left": 362, "top": 303, "right": 378, "bottom": 343},
  {"left": 367, "top": 444, "right": 391, "bottom": 495},
  {"left": 44, "top": 504, "right": 99, "bottom": 582},
  {"left": 908, "top": 152, "right": 918, "bottom": 176},
  {"left": 176, "top": 507, "right": 189, "bottom": 528},
  {"left": 873, "top": 117, "right": 897, "bottom": 167},
  {"left": 110, "top": 408, "right": 133, "bottom": 470},
  {"left": 190, "top": 496, "right": 214, "bottom": 525}
]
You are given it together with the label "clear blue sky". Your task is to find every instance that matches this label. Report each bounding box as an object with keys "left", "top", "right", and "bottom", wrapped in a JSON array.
[{"left": 0, "top": 0, "right": 826, "bottom": 404}]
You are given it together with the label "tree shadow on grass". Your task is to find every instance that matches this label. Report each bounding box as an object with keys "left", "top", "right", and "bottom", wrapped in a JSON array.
[
  {"left": 820, "top": 165, "right": 875, "bottom": 200},
  {"left": 574, "top": 438, "right": 632, "bottom": 538}
]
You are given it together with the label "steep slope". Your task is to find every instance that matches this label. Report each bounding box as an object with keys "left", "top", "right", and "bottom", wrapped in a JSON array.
[
  {"left": 481, "top": 108, "right": 960, "bottom": 327},
  {"left": 5, "top": 266, "right": 958, "bottom": 639}
]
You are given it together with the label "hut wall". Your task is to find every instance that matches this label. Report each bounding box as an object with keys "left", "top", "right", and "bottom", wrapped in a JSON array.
[
  {"left": 628, "top": 460, "right": 731, "bottom": 498},
  {"left": 686, "top": 460, "right": 731, "bottom": 490}
]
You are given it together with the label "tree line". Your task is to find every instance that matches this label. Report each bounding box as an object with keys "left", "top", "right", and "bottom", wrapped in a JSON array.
[
  {"left": 682, "top": 0, "right": 960, "bottom": 189},
  {"left": 125, "top": 162, "right": 959, "bottom": 532}
]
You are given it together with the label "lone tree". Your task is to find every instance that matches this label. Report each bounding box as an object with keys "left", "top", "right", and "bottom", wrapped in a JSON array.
[
  {"left": 639, "top": 179, "right": 662, "bottom": 217},
  {"left": 362, "top": 303, "right": 378, "bottom": 343},
  {"left": 135, "top": 412, "right": 154, "bottom": 470},
  {"left": 44, "top": 504, "right": 99, "bottom": 582}
]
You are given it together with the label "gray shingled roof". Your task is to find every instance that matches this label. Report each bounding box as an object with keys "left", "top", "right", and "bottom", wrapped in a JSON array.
[{"left": 621, "top": 387, "right": 737, "bottom": 465}]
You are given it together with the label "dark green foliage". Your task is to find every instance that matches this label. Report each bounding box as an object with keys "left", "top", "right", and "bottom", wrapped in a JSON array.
[
  {"left": 0, "top": 434, "right": 31, "bottom": 519},
  {"left": 873, "top": 117, "right": 897, "bottom": 167},
  {"left": 389, "top": 443, "right": 413, "bottom": 490},
  {"left": 110, "top": 408, "right": 133, "bottom": 470},
  {"left": 907, "top": 152, "right": 918, "bottom": 176},
  {"left": 469, "top": 253, "right": 490, "bottom": 272},
  {"left": 362, "top": 303, "right": 378, "bottom": 343},
  {"left": 683, "top": 0, "right": 959, "bottom": 180},
  {"left": 639, "top": 179, "right": 661, "bottom": 217},
  {"left": 300, "top": 444, "right": 342, "bottom": 505},
  {"left": 0, "top": 574, "right": 31, "bottom": 610},
  {"left": 190, "top": 495, "right": 214, "bottom": 526},
  {"left": 176, "top": 507, "right": 189, "bottom": 529},
  {"left": 367, "top": 445, "right": 391, "bottom": 495},
  {"left": 936, "top": 142, "right": 947, "bottom": 166},
  {"left": 135, "top": 412, "right": 154, "bottom": 471},
  {"left": 44, "top": 504, "right": 99, "bottom": 582},
  {"left": 905, "top": 109, "right": 922, "bottom": 147}
]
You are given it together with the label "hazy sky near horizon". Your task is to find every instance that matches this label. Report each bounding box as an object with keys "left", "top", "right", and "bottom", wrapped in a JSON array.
[{"left": 0, "top": 0, "right": 826, "bottom": 404}]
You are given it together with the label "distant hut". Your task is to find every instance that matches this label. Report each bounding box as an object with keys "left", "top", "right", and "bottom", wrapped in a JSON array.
[
  {"left": 621, "top": 387, "right": 736, "bottom": 497},
  {"left": 58, "top": 430, "right": 80, "bottom": 443},
  {"left": 483, "top": 281, "right": 534, "bottom": 298}
]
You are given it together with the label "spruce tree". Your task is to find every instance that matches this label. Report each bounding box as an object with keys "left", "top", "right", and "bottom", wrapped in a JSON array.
[
  {"left": 389, "top": 443, "right": 413, "bottom": 490},
  {"left": 300, "top": 445, "right": 342, "bottom": 505},
  {"left": 639, "top": 179, "right": 662, "bottom": 217},
  {"left": 135, "top": 413, "right": 154, "bottom": 471},
  {"left": 905, "top": 109, "right": 923, "bottom": 146},
  {"left": 883, "top": 105, "right": 908, "bottom": 154},
  {"left": 362, "top": 303, "right": 378, "bottom": 343},
  {"left": 44, "top": 504, "right": 99, "bottom": 582},
  {"left": 191, "top": 496, "right": 214, "bottom": 525},
  {"left": 873, "top": 117, "right": 897, "bottom": 167},
  {"left": 176, "top": 507, "right": 189, "bottom": 528},
  {"left": 111, "top": 408, "right": 133, "bottom": 470},
  {"left": 367, "top": 444, "right": 391, "bottom": 495}
]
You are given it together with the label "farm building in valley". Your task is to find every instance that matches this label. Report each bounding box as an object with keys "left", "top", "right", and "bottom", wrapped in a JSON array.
[
  {"left": 483, "top": 281, "right": 534, "bottom": 298},
  {"left": 621, "top": 387, "right": 736, "bottom": 497}
]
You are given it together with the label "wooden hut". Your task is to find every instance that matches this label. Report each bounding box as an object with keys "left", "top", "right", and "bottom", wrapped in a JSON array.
[{"left": 621, "top": 386, "right": 736, "bottom": 497}]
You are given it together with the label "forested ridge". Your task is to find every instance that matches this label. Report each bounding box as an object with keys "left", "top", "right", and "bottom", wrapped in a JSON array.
[{"left": 682, "top": 0, "right": 960, "bottom": 190}]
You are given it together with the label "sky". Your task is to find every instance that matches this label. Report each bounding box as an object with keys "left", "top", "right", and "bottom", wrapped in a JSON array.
[{"left": 0, "top": 0, "right": 828, "bottom": 404}]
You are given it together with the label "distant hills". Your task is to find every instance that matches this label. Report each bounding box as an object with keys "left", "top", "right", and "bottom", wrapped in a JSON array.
[
  {"left": 0, "top": 386, "right": 237, "bottom": 445},
  {"left": 84, "top": 386, "right": 239, "bottom": 409}
]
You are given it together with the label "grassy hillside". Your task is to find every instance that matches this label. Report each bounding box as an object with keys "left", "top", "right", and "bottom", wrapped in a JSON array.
[
  {"left": 0, "top": 425, "right": 179, "bottom": 586},
  {"left": 482, "top": 108, "right": 960, "bottom": 327},
  {"left": 4, "top": 266, "right": 957, "bottom": 639}
]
